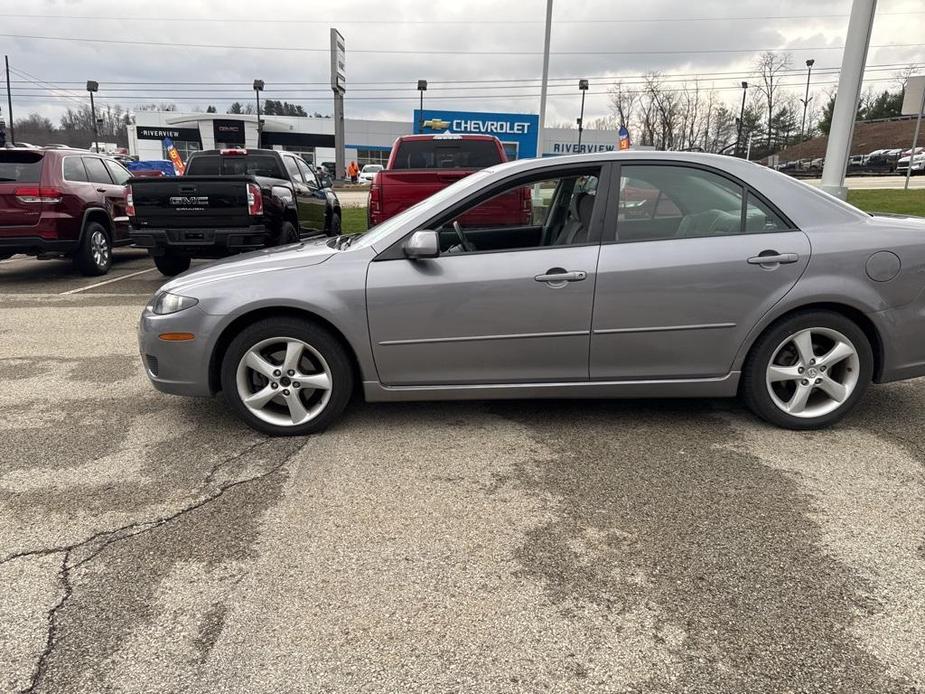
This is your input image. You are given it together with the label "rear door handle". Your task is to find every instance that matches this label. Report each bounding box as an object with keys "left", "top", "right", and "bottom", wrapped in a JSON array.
[
  {"left": 534, "top": 270, "right": 587, "bottom": 283},
  {"left": 747, "top": 252, "right": 799, "bottom": 265},
  {"left": 96, "top": 187, "right": 107, "bottom": 193}
]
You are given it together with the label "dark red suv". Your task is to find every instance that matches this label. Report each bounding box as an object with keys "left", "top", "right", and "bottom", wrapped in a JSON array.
[{"left": 0, "top": 147, "right": 132, "bottom": 275}]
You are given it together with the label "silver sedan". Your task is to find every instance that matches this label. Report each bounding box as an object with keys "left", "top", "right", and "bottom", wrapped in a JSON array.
[{"left": 138, "top": 151, "right": 925, "bottom": 435}]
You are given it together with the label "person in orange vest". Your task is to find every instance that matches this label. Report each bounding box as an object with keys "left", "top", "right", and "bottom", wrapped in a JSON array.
[{"left": 348, "top": 161, "right": 359, "bottom": 183}]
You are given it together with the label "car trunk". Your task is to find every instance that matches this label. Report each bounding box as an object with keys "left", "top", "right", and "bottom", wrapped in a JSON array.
[
  {"left": 0, "top": 150, "right": 45, "bottom": 230},
  {"left": 130, "top": 176, "right": 254, "bottom": 229}
]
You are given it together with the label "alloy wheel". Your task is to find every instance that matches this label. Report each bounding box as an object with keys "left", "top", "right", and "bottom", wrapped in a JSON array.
[
  {"left": 765, "top": 327, "right": 860, "bottom": 419},
  {"left": 235, "top": 337, "right": 333, "bottom": 427},
  {"left": 90, "top": 230, "right": 110, "bottom": 268}
]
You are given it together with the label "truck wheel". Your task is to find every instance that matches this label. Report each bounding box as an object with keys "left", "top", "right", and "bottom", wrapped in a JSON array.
[
  {"left": 153, "top": 253, "right": 191, "bottom": 276},
  {"left": 221, "top": 317, "right": 354, "bottom": 436},
  {"left": 326, "top": 211, "right": 341, "bottom": 237},
  {"left": 277, "top": 220, "right": 299, "bottom": 246},
  {"left": 74, "top": 222, "right": 112, "bottom": 276}
]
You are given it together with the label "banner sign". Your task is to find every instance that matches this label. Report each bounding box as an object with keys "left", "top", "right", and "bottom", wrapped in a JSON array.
[
  {"left": 213, "top": 119, "right": 246, "bottom": 145},
  {"left": 413, "top": 109, "right": 539, "bottom": 159},
  {"left": 137, "top": 126, "right": 201, "bottom": 143},
  {"left": 330, "top": 28, "right": 346, "bottom": 93},
  {"left": 163, "top": 137, "right": 186, "bottom": 175},
  {"left": 619, "top": 125, "right": 631, "bottom": 150}
]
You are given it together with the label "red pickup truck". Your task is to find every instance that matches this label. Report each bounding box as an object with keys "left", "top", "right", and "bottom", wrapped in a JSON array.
[{"left": 367, "top": 133, "right": 530, "bottom": 227}]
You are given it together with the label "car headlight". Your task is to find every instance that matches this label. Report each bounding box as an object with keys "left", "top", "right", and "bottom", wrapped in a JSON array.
[{"left": 151, "top": 291, "right": 199, "bottom": 315}]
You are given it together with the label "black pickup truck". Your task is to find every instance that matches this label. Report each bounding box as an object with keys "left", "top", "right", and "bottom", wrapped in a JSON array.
[{"left": 128, "top": 148, "right": 342, "bottom": 275}]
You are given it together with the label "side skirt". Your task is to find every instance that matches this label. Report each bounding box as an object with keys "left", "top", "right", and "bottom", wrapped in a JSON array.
[{"left": 363, "top": 373, "right": 741, "bottom": 402}]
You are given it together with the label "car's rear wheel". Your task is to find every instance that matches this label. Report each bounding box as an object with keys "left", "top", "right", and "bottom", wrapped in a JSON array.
[
  {"left": 153, "top": 253, "right": 191, "bottom": 276},
  {"left": 74, "top": 222, "right": 112, "bottom": 276},
  {"left": 741, "top": 310, "right": 873, "bottom": 429},
  {"left": 326, "top": 211, "right": 341, "bottom": 237},
  {"left": 220, "top": 317, "right": 353, "bottom": 436},
  {"left": 277, "top": 220, "right": 299, "bottom": 246}
]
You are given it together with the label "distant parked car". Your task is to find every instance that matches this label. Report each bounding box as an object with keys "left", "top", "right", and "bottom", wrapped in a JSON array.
[
  {"left": 358, "top": 163, "right": 383, "bottom": 184},
  {"left": 0, "top": 147, "right": 132, "bottom": 274},
  {"left": 897, "top": 149, "right": 925, "bottom": 176}
]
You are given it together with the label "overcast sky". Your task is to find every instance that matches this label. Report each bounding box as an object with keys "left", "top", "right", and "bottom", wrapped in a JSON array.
[{"left": 2, "top": 0, "right": 923, "bottom": 127}]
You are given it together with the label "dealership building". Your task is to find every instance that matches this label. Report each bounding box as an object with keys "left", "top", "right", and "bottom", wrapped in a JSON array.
[{"left": 127, "top": 108, "right": 622, "bottom": 167}]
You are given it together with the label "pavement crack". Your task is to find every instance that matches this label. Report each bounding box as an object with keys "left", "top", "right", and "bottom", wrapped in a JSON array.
[
  {"left": 20, "top": 549, "right": 72, "bottom": 694},
  {"left": 4, "top": 436, "right": 304, "bottom": 692}
]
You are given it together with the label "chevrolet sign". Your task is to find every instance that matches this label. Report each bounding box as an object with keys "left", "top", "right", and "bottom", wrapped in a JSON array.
[
  {"left": 414, "top": 109, "right": 540, "bottom": 159},
  {"left": 422, "top": 118, "right": 450, "bottom": 130}
]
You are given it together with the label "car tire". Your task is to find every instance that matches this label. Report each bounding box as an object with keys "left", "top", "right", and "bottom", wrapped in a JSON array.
[
  {"left": 73, "top": 222, "right": 112, "bottom": 276},
  {"left": 153, "top": 253, "right": 191, "bottom": 277},
  {"left": 741, "top": 310, "right": 873, "bottom": 430},
  {"left": 220, "top": 317, "right": 354, "bottom": 436},
  {"left": 277, "top": 220, "right": 299, "bottom": 246},
  {"left": 326, "top": 211, "right": 341, "bottom": 237}
]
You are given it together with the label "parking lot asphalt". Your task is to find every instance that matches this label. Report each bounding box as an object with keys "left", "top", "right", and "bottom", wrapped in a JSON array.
[{"left": 1, "top": 252, "right": 924, "bottom": 693}]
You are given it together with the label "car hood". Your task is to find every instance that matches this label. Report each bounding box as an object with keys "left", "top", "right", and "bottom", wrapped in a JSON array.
[{"left": 159, "top": 237, "right": 336, "bottom": 295}]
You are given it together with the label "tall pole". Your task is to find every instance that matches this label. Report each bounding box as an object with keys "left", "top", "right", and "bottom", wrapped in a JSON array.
[
  {"left": 800, "top": 59, "right": 815, "bottom": 140},
  {"left": 577, "top": 80, "right": 587, "bottom": 150},
  {"left": 89, "top": 93, "right": 98, "bottom": 149},
  {"left": 904, "top": 85, "right": 925, "bottom": 191},
  {"left": 821, "top": 0, "right": 877, "bottom": 199},
  {"left": 537, "top": 0, "right": 553, "bottom": 158},
  {"left": 4, "top": 55, "right": 13, "bottom": 145},
  {"left": 736, "top": 81, "right": 748, "bottom": 157},
  {"left": 417, "top": 80, "right": 427, "bottom": 130}
]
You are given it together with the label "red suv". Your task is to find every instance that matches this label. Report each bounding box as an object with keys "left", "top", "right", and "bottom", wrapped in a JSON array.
[{"left": 0, "top": 147, "right": 132, "bottom": 275}]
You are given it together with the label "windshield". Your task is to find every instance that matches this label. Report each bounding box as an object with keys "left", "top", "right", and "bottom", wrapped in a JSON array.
[
  {"left": 362, "top": 164, "right": 382, "bottom": 173},
  {"left": 350, "top": 167, "right": 497, "bottom": 249}
]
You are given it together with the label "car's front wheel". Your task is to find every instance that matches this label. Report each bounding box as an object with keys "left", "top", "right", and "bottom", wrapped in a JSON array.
[
  {"left": 153, "top": 253, "right": 191, "bottom": 276},
  {"left": 741, "top": 310, "right": 873, "bottom": 430},
  {"left": 220, "top": 318, "right": 354, "bottom": 436}
]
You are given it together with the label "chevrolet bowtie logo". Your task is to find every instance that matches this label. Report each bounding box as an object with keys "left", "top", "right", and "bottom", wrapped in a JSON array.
[{"left": 422, "top": 118, "right": 450, "bottom": 130}]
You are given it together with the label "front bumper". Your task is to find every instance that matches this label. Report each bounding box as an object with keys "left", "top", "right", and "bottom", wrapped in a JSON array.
[
  {"left": 130, "top": 224, "right": 270, "bottom": 256},
  {"left": 138, "top": 304, "right": 222, "bottom": 397}
]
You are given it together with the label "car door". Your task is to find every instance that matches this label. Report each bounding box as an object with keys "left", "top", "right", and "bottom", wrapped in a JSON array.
[
  {"left": 82, "top": 156, "right": 128, "bottom": 241},
  {"left": 102, "top": 158, "right": 132, "bottom": 241},
  {"left": 590, "top": 162, "right": 811, "bottom": 381},
  {"left": 281, "top": 155, "right": 314, "bottom": 234},
  {"left": 366, "top": 164, "right": 610, "bottom": 386},
  {"left": 295, "top": 157, "right": 327, "bottom": 232}
]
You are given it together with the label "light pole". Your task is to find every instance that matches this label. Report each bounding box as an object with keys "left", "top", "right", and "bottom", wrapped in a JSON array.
[
  {"left": 86, "top": 81, "right": 99, "bottom": 151},
  {"left": 800, "top": 59, "right": 815, "bottom": 140},
  {"left": 577, "top": 79, "right": 588, "bottom": 150},
  {"left": 253, "top": 79, "right": 264, "bottom": 148},
  {"left": 736, "top": 81, "right": 748, "bottom": 157},
  {"left": 417, "top": 80, "right": 427, "bottom": 129}
]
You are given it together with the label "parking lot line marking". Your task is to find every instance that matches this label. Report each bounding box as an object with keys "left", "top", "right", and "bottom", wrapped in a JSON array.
[{"left": 60, "top": 268, "right": 157, "bottom": 295}]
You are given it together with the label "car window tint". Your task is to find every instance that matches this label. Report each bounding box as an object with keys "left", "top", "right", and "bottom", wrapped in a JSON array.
[
  {"left": 62, "top": 157, "right": 88, "bottom": 182},
  {"left": 83, "top": 157, "right": 114, "bottom": 185},
  {"left": 185, "top": 155, "right": 219, "bottom": 175},
  {"left": 283, "top": 156, "right": 303, "bottom": 183},
  {"left": 617, "top": 165, "right": 743, "bottom": 242},
  {"left": 434, "top": 169, "right": 601, "bottom": 254},
  {"left": 104, "top": 159, "right": 131, "bottom": 185},
  {"left": 0, "top": 151, "right": 43, "bottom": 182},
  {"left": 745, "top": 191, "right": 790, "bottom": 232}
]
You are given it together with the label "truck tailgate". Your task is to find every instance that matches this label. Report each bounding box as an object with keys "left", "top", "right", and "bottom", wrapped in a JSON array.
[
  {"left": 130, "top": 176, "right": 253, "bottom": 229},
  {"left": 378, "top": 170, "right": 472, "bottom": 220}
]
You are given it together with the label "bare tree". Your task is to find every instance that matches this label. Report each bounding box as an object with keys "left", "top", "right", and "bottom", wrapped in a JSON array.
[
  {"left": 753, "top": 51, "right": 792, "bottom": 153},
  {"left": 608, "top": 81, "right": 638, "bottom": 132}
]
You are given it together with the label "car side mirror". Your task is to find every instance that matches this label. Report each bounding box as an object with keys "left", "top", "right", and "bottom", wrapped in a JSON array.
[{"left": 403, "top": 230, "right": 440, "bottom": 259}]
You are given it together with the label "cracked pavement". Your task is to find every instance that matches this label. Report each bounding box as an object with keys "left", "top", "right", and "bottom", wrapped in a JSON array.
[{"left": 1, "top": 252, "right": 924, "bottom": 693}]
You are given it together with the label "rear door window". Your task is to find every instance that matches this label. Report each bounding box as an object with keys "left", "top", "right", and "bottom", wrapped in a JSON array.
[
  {"left": 283, "top": 156, "right": 304, "bottom": 183},
  {"left": 0, "top": 151, "right": 43, "bottom": 182},
  {"left": 62, "top": 157, "right": 88, "bottom": 182},
  {"left": 392, "top": 139, "right": 503, "bottom": 169},
  {"left": 83, "top": 157, "right": 114, "bottom": 185}
]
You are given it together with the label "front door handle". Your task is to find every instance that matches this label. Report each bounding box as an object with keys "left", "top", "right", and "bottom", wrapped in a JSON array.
[
  {"left": 96, "top": 187, "right": 107, "bottom": 193},
  {"left": 534, "top": 270, "right": 587, "bottom": 283},
  {"left": 747, "top": 252, "right": 799, "bottom": 266}
]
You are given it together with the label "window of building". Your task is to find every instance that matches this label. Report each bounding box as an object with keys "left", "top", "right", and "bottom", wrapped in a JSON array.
[
  {"left": 356, "top": 148, "right": 389, "bottom": 167},
  {"left": 162, "top": 140, "right": 201, "bottom": 163}
]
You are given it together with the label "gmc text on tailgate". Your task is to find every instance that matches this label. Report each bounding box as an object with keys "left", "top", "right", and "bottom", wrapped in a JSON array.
[{"left": 129, "top": 148, "right": 342, "bottom": 275}]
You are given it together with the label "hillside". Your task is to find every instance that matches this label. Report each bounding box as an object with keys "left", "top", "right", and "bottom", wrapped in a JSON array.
[{"left": 772, "top": 116, "right": 922, "bottom": 162}]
